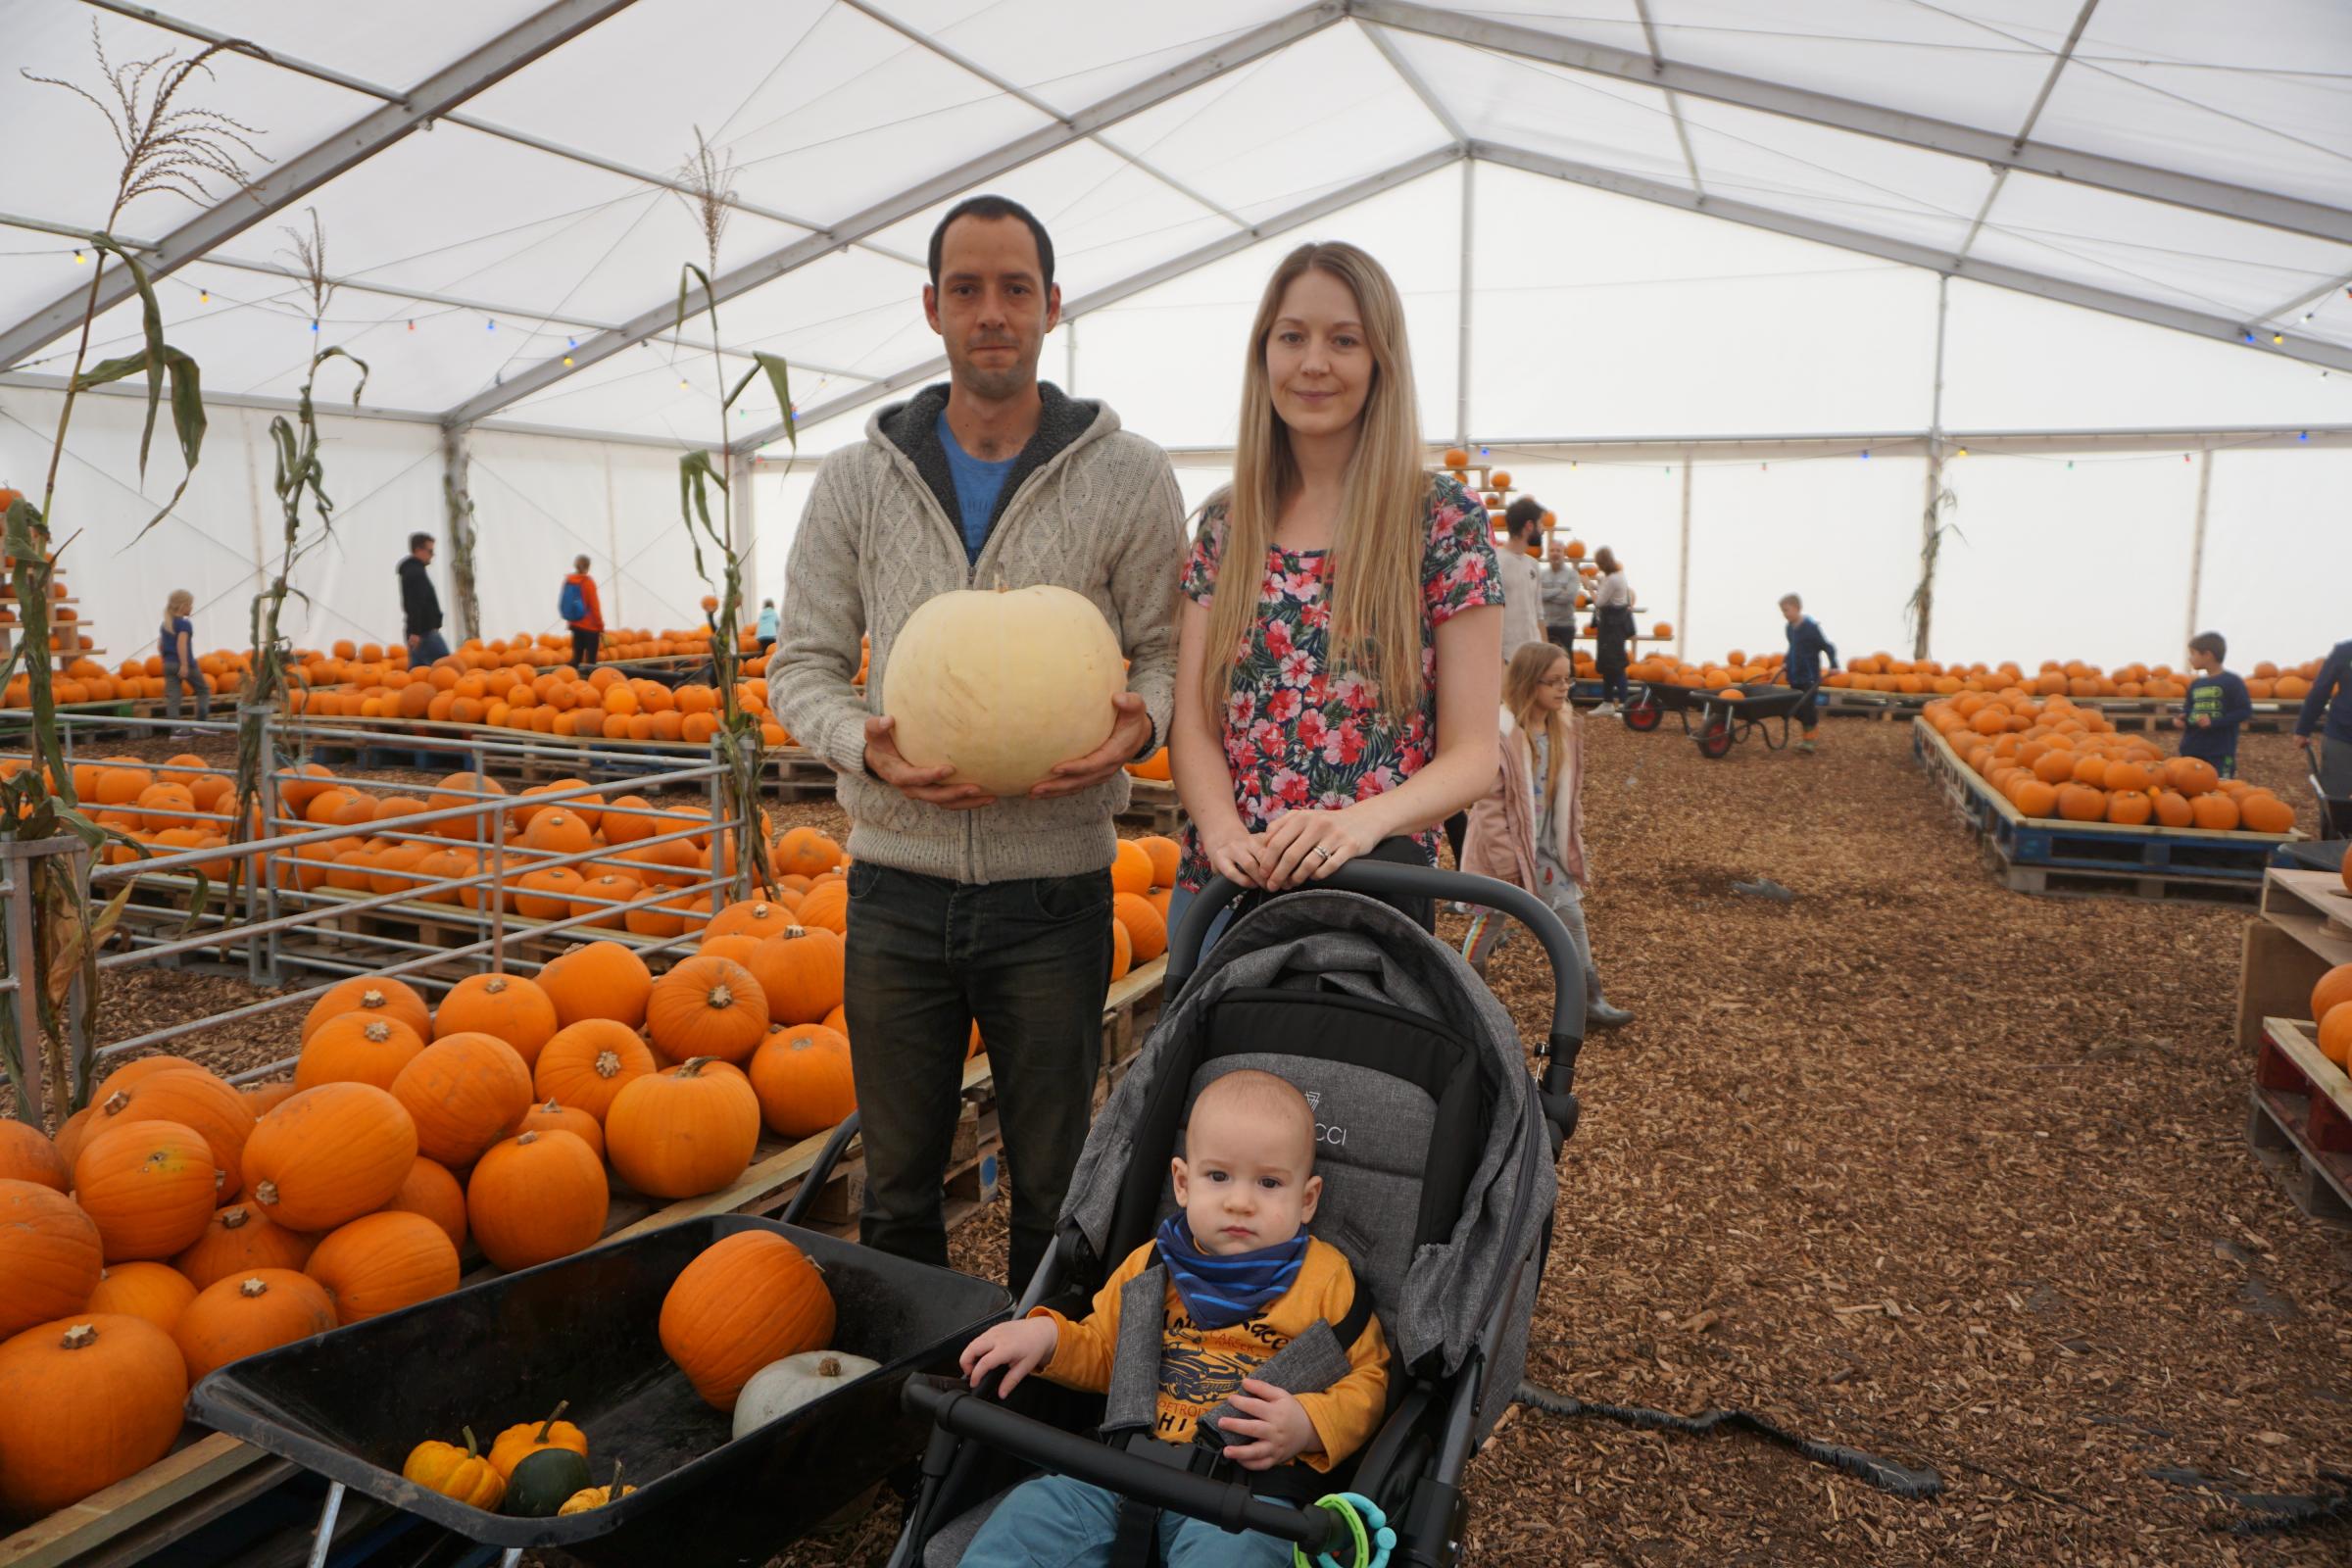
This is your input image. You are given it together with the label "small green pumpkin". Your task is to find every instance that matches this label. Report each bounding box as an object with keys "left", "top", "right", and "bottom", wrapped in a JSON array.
[{"left": 504, "top": 1446, "right": 593, "bottom": 1517}]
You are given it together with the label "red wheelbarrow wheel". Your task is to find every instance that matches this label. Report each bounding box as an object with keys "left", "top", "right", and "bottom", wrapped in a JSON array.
[{"left": 1623, "top": 697, "right": 1662, "bottom": 732}]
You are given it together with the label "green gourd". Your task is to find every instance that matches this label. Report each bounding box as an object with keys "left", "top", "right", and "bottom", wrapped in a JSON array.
[{"left": 503, "top": 1446, "right": 593, "bottom": 1517}]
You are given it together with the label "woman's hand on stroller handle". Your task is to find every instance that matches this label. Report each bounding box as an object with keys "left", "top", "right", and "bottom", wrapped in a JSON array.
[
  {"left": 1258, "top": 808, "right": 1381, "bottom": 891},
  {"left": 960, "top": 1315, "right": 1058, "bottom": 1397},
  {"left": 1214, "top": 1377, "right": 1319, "bottom": 1470},
  {"left": 1200, "top": 824, "right": 1267, "bottom": 889}
]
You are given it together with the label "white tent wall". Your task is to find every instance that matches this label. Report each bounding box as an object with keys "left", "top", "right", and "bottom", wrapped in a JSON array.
[
  {"left": 2193, "top": 447, "right": 2352, "bottom": 666},
  {"left": 1685, "top": 456, "right": 1924, "bottom": 663}
]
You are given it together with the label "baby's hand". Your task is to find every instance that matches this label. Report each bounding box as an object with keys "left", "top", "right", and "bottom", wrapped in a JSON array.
[
  {"left": 1215, "top": 1378, "right": 1320, "bottom": 1470},
  {"left": 959, "top": 1315, "right": 1059, "bottom": 1396}
]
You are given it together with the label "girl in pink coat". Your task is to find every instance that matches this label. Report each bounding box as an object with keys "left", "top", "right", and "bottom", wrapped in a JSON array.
[{"left": 1458, "top": 642, "right": 1632, "bottom": 1027}]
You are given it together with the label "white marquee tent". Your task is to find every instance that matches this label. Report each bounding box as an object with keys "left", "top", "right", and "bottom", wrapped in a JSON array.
[{"left": 1, "top": 0, "right": 2347, "bottom": 673}]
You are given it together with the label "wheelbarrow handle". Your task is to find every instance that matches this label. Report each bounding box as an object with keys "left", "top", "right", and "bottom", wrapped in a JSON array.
[{"left": 901, "top": 1375, "right": 1349, "bottom": 1552}]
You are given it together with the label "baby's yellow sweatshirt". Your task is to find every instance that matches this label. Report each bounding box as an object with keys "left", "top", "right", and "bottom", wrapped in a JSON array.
[{"left": 1030, "top": 1235, "right": 1390, "bottom": 1470}]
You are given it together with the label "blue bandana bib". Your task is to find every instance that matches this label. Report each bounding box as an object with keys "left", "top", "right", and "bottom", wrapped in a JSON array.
[{"left": 1155, "top": 1213, "right": 1308, "bottom": 1329}]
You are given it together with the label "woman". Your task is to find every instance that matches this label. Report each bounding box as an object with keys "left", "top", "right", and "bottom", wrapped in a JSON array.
[
  {"left": 1589, "top": 546, "right": 1634, "bottom": 716},
  {"left": 158, "top": 589, "right": 209, "bottom": 730},
  {"left": 1169, "top": 241, "right": 1501, "bottom": 943},
  {"left": 1460, "top": 642, "right": 1632, "bottom": 1026}
]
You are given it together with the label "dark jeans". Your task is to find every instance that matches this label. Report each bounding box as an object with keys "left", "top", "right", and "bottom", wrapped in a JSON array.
[
  {"left": 409, "top": 629, "right": 450, "bottom": 664},
  {"left": 844, "top": 860, "right": 1115, "bottom": 1291},
  {"left": 569, "top": 627, "right": 600, "bottom": 668},
  {"left": 1442, "top": 811, "right": 1468, "bottom": 869}
]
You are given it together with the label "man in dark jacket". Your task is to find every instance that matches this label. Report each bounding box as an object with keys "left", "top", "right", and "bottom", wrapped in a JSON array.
[
  {"left": 2297, "top": 638, "right": 2352, "bottom": 801},
  {"left": 401, "top": 533, "right": 448, "bottom": 663},
  {"left": 1780, "top": 593, "right": 1837, "bottom": 754}
]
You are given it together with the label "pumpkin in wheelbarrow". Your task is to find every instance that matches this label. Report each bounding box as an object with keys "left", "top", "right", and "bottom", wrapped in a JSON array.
[{"left": 504, "top": 1446, "right": 593, "bottom": 1517}]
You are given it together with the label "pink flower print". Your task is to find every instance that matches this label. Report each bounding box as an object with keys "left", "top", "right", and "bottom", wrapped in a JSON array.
[
  {"left": 1264, "top": 687, "right": 1302, "bottom": 724},
  {"left": 1262, "top": 618, "right": 1295, "bottom": 661},
  {"left": 1251, "top": 720, "right": 1287, "bottom": 762},
  {"left": 1300, "top": 598, "right": 1332, "bottom": 632},
  {"left": 1279, "top": 650, "right": 1314, "bottom": 688},
  {"left": 1273, "top": 769, "right": 1311, "bottom": 808},
  {"left": 1322, "top": 722, "right": 1367, "bottom": 768},
  {"left": 1353, "top": 765, "right": 1398, "bottom": 801},
  {"left": 1295, "top": 709, "right": 1329, "bottom": 751},
  {"left": 1332, "top": 672, "right": 1369, "bottom": 712}
]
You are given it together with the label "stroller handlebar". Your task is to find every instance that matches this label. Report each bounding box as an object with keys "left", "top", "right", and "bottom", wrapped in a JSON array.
[
  {"left": 1170, "top": 862, "right": 1587, "bottom": 1091},
  {"left": 901, "top": 1375, "right": 1349, "bottom": 1551}
]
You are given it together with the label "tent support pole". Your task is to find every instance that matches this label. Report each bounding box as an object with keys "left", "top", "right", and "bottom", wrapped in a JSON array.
[
  {"left": 2184, "top": 448, "right": 2213, "bottom": 643},
  {"left": 441, "top": 424, "right": 482, "bottom": 645},
  {"left": 1914, "top": 276, "right": 1950, "bottom": 662},
  {"left": 1455, "top": 159, "right": 1475, "bottom": 449},
  {"left": 603, "top": 446, "right": 622, "bottom": 631},
  {"left": 1675, "top": 457, "right": 1691, "bottom": 662}
]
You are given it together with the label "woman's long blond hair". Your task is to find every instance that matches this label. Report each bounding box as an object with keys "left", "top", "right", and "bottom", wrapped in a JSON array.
[
  {"left": 1200, "top": 241, "right": 1431, "bottom": 722},
  {"left": 163, "top": 589, "right": 192, "bottom": 621},
  {"left": 1503, "top": 641, "right": 1572, "bottom": 802}
]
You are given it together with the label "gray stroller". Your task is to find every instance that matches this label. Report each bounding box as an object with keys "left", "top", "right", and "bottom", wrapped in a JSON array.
[{"left": 893, "top": 861, "right": 1586, "bottom": 1566}]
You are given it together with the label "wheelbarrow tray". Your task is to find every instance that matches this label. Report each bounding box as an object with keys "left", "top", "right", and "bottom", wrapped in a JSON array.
[
  {"left": 187, "top": 1215, "right": 1010, "bottom": 1567},
  {"left": 1707, "top": 683, "right": 1814, "bottom": 720}
]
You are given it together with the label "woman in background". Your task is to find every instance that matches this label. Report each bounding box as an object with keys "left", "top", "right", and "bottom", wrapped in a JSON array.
[
  {"left": 1589, "top": 546, "right": 1634, "bottom": 716},
  {"left": 158, "top": 589, "right": 209, "bottom": 730}
]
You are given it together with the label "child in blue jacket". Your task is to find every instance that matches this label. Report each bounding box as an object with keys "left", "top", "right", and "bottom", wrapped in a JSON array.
[
  {"left": 1780, "top": 594, "right": 1836, "bottom": 754},
  {"left": 2180, "top": 631, "right": 2253, "bottom": 778}
]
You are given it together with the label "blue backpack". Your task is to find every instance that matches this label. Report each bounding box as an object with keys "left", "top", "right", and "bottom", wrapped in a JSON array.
[{"left": 559, "top": 578, "right": 587, "bottom": 623}]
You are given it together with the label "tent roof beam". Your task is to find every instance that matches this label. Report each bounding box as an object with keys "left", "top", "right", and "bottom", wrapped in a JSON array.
[
  {"left": 1350, "top": 0, "right": 2352, "bottom": 245},
  {"left": 1955, "top": 0, "right": 2101, "bottom": 263},
  {"left": 735, "top": 142, "right": 1460, "bottom": 452},
  {"left": 0, "top": 0, "right": 644, "bottom": 371},
  {"left": 439, "top": 1, "right": 1348, "bottom": 427},
  {"left": 1471, "top": 141, "right": 2352, "bottom": 374}
]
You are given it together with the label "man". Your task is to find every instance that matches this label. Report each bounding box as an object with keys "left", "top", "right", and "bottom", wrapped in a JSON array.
[
  {"left": 399, "top": 533, "right": 448, "bottom": 664},
  {"left": 2296, "top": 636, "right": 2352, "bottom": 802},
  {"left": 771, "top": 194, "right": 1184, "bottom": 1291},
  {"left": 562, "top": 555, "right": 604, "bottom": 669},
  {"left": 1539, "top": 532, "right": 1582, "bottom": 651},
  {"left": 1495, "top": 497, "right": 1547, "bottom": 663}
]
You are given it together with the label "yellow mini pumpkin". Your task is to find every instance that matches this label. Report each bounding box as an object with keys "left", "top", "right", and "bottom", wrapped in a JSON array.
[
  {"left": 558, "top": 1459, "right": 637, "bottom": 1516},
  {"left": 402, "top": 1426, "right": 505, "bottom": 1510}
]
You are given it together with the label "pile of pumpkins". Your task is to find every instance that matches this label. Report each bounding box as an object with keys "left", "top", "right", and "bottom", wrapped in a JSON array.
[
  {"left": 1826, "top": 654, "right": 2328, "bottom": 700},
  {"left": 0, "top": 901, "right": 856, "bottom": 1523},
  {"left": 1926, "top": 694, "right": 2300, "bottom": 834},
  {"left": 289, "top": 663, "right": 787, "bottom": 748},
  {"left": 2314, "top": 958, "right": 2352, "bottom": 1073},
  {"left": 1626, "top": 650, "right": 1788, "bottom": 692}
]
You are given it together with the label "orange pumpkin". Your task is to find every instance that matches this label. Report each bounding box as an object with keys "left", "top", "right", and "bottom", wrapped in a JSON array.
[
  {"left": 2104, "top": 790, "right": 2153, "bottom": 826},
  {"left": 0, "top": 1180, "right": 105, "bottom": 1340},
  {"left": 433, "top": 974, "right": 560, "bottom": 1066},
  {"left": 537, "top": 941, "right": 653, "bottom": 1029},
  {"left": 1110, "top": 841, "right": 1153, "bottom": 897},
  {"left": 535, "top": 1021, "right": 659, "bottom": 1123},
  {"left": 706, "top": 899, "right": 799, "bottom": 942},
  {"left": 306, "top": 1210, "right": 460, "bottom": 1324},
  {"left": 658, "top": 1230, "right": 835, "bottom": 1409},
  {"left": 748, "top": 1025, "right": 856, "bottom": 1139},
  {"left": 770, "top": 827, "right": 842, "bottom": 879},
  {"left": 2189, "top": 793, "right": 2239, "bottom": 831},
  {"left": 2237, "top": 793, "right": 2295, "bottom": 834},
  {"left": 241, "top": 1083, "right": 418, "bottom": 1233},
  {"left": 646, "top": 957, "right": 767, "bottom": 1065},
  {"left": 391, "top": 1033, "right": 535, "bottom": 1166},
  {"left": 745, "top": 926, "right": 845, "bottom": 1028},
  {"left": 85, "top": 1262, "right": 198, "bottom": 1336},
  {"left": 466, "top": 1131, "right": 609, "bottom": 1274},
  {"left": 2313, "top": 963, "right": 2352, "bottom": 1024},
  {"left": 300, "top": 977, "right": 431, "bottom": 1045},
  {"left": 74, "top": 1118, "right": 220, "bottom": 1262},
  {"left": 382, "top": 1156, "right": 468, "bottom": 1251},
  {"left": 0, "top": 1316, "right": 188, "bottom": 1518},
  {"left": 85, "top": 1067, "right": 255, "bottom": 1201},
  {"left": 173, "top": 1203, "right": 317, "bottom": 1291},
  {"left": 295, "top": 1013, "right": 427, "bottom": 1093},
  {"left": 514, "top": 1098, "right": 605, "bottom": 1161},
  {"left": 794, "top": 880, "right": 848, "bottom": 936},
  {"left": 606, "top": 1059, "right": 761, "bottom": 1200},
  {"left": 0, "top": 1119, "right": 69, "bottom": 1191},
  {"left": 1112, "top": 892, "right": 1166, "bottom": 963},
  {"left": 174, "top": 1268, "right": 337, "bottom": 1381},
  {"left": 1136, "top": 836, "right": 1180, "bottom": 888}
]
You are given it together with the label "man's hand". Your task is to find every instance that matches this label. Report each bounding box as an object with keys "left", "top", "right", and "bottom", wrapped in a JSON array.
[
  {"left": 2296, "top": 733, "right": 2314, "bottom": 751},
  {"left": 407, "top": 633, "right": 420, "bottom": 653},
  {"left": 864, "top": 715, "right": 996, "bottom": 809},
  {"left": 1032, "top": 693, "right": 1153, "bottom": 799},
  {"left": 1215, "top": 1379, "right": 1319, "bottom": 1470},
  {"left": 959, "top": 1316, "right": 1059, "bottom": 1397},
  {"left": 2195, "top": 715, "right": 2211, "bottom": 728}
]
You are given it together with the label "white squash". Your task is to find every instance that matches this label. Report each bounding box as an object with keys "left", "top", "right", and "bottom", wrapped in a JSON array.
[
  {"left": 731, "top": 1349, "right": 881, "bottom": 1439},
  {"left": 882, "top": 585, "right": 1125, "bottom": 797}
]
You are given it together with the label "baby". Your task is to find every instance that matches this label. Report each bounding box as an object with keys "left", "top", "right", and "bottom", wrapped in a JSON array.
[{"left": 955, "top": 1069, "right": 1390, "bottom": 1566}]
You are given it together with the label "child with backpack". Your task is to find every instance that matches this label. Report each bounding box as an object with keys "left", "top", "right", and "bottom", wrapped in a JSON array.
[{"left": 561, "top": 556, "right": 602, "bottom": 669}]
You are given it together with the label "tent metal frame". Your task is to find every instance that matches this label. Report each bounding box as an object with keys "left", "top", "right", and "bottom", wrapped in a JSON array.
[{"left": 2, "top": 0, "right": 2339, "bottom": 453}]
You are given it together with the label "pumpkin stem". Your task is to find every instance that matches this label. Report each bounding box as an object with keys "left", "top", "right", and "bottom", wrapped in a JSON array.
[
  {"left": 361, "top": 989, "right": 386, "bottom": 1008},
  {"left": 103, "top": 1090, "right": 129, "bottom": 1114},
  {"left": 707, "top": 984, "right": 734, "bottom": 1009},
  {"left": 221, "top": 1206, "right": 250, "bottom": 1230},
  {"left": 240, "top": 1276, "right": 269, "bottom": 1297},
  {"left": 817, "top": 1354, "right": 841, "bottom": 1377},
  {"left": 676, "top": 1056, "right": 715, "bottom": 1077},
  {"left": 535, "top": 1401, "right": 570, "bottom": 1443},
  {"left": 461, "top": 1425, "right": 480, "bottom": 1457},
  {"left": 255, "top": 1180, "right": 280, "bottom": 1206},
  {"left": 365, "top": 1021, "right": 390, "bottom": 1042},
  {"left": 485, "top": 976, "right": 508, "bottom": 994},
  {"left": 593, "top": 1050, "right": 621, "bottom": 1079},
  {"left": 517, "top": 1131, "right": 540, "bottom": 1146},
  {"left": 61, "top": 1323, "right": 96, "bottom": 1349}
]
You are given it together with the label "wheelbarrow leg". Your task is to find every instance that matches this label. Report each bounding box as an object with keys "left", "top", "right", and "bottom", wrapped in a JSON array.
[
  {"left": 499, "top": 1551, "right": 524, "bottom": 1568},
  {"left": 305, "top": 1481, "right": 346, "bottom": 1568}
]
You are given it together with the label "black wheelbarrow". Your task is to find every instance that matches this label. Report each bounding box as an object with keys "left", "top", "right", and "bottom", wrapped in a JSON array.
[
  {"left": 1626, "top": 681, "right": 1820, "bottom": 759},
  {"left": 187, "top": 1216, "right": 1010, "bottom": 1568}
]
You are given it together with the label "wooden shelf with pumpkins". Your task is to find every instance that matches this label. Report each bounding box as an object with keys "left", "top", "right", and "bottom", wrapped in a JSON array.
[{"left": 1913, "top": 709, "right": 2303, "bottom": 904}]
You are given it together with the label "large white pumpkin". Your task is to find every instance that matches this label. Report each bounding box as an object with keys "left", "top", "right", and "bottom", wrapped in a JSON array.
[{"left": 883, "top": 585, "right": 1125, "bottom": 797}]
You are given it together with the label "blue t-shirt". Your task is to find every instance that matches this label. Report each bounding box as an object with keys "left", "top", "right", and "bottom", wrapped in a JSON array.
[
  {"left": 159, "top": 614, "right": 192, "bottom": 668},
  {"left": 937, "top": 411, "right": 1017, "bottom": 565},
  {"left": 2181, "top": 670, "right": 2252, "bottom": 761}
]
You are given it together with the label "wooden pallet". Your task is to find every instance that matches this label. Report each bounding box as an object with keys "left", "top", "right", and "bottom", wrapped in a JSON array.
[
  {"left": 0, "top": 958, "right": 1168, "bottom": 1568},
  {"left": 1915, "top": 719, "right": 2296, "bottom": 900},
  {"left": 770, "top": 745, "right": 839, "bottom": 804},
  {"left": 1117, "top": 777, "right": 1181, "bottom": 835},
  {"left": 2235, "top": 869, "right": 2352, "bottom": 1050},
  {"left": 2247, "top": 1016, "right": 2352, "bottom": 1228}
]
